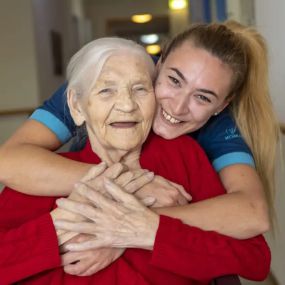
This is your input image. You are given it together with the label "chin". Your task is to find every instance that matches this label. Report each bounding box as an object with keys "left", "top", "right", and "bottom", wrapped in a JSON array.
[
  {"left": 154, "top": 128, "right": 177, "bottom": 140},
  {"left": 113, "top": 140, "right": 140, "bottom": 151}
]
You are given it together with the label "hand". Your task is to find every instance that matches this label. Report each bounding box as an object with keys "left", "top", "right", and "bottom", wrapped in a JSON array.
[
  {"left": 135, "top": 175, "right": 192, "bottom": 207},
  {"left": 52, "top": 163, "right": 154, "bottom": 244},
  {"left": 61, "top": 234, "right": 124, "bottom": 276},
  {"left": 54, "top": 179, "right": 160, "bottom": 251},
  {"left": 80, "top": 163, "right": 154, "bottom": 196}
]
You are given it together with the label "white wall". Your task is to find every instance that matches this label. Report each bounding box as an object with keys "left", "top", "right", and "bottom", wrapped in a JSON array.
[
  {"left": 0, "top": 0, "right": 39, "bottom": 145},
  {"left": 32, "top": 0, "right": 73, "bottom": 102},
  {"left": 0, "top": 0, "right": 39, "bottom": 111},
  {"left": 255, "top": 0, "right": 285, "bottom": 124},
  {"left": 254, "top": 0, "right": 285, "bottom": 283}
]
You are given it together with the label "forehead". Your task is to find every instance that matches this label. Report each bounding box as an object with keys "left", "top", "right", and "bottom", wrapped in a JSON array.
[
  {"left": 98, "top": 53, "right": 151, "bottom": 82},
  {"left": 165, "top": 43, "right": 233, "bottom": 88}
]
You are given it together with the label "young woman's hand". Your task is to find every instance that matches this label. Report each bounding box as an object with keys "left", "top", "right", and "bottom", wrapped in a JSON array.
[
  {"left": 61, "top": 234, "right": 124, "bottom": 276},
  {"left": 135, "top": 175, "right": 192, "bottom": 207}
]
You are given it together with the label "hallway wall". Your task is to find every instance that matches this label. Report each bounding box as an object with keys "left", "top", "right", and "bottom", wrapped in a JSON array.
[{"left": 255, "top": 0, "right": 285, "bottom": 283}]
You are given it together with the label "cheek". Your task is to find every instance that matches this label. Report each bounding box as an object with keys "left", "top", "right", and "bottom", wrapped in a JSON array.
[
  {"left": 190, "top": 105, "right": 213, "bottom": 124},
  {"left": 154, "top": 79, "right": 169, "bottom": 100}
]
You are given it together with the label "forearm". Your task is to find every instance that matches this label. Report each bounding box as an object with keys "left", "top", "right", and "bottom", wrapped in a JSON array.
[
  {"left": 154, "top": 191, "right": 269, "bottom": 239},
  {"left": 0, "top": 143, "right": 92, "bottom": 196}
]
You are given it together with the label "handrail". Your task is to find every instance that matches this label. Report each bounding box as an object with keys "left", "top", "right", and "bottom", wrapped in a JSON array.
[{"left": 0, "top": 108, "right": 35, "bottom": 117}]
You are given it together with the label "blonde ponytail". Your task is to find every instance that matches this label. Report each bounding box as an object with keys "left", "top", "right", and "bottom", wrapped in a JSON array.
[
  {"left": 225, "top": 21, "right": 280, "bottom": 225},
  {"left": 162, "top": 20, "right": 281, "bottom": 226}
]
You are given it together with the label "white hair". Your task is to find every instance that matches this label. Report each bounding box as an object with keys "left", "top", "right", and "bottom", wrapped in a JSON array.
[{"left": 66, "top": 37, "right": 155, "bottom": 98}]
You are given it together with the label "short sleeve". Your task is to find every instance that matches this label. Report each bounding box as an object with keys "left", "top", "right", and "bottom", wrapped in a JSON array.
[
  {"left": 192, "top": 109, "right": 255, "bottom": 172},
  {"left": 29, "top": 83, "right": 76, "bottom": 143}
]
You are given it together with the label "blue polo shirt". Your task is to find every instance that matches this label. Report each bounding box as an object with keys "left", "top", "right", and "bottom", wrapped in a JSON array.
[{"left": 30, "top": 84, "right": 254, "bottom": 172}]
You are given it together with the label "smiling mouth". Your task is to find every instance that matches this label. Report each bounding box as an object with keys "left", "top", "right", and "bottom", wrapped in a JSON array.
[
  {"left": 161, "top": 108, "right": 182, "bottom": 124},
  {"left": 110, "top": 121, "right": 139, "bottom": 128}
]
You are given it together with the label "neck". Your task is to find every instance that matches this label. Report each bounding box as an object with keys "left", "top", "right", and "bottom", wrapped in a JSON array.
[{"left": 89, "top": 137, "right": 142, "bottom": 170}]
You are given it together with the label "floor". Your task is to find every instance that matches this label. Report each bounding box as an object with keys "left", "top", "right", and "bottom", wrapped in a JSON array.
[{"left": 241, "top": 275, "right": 277, "bottom": 285}]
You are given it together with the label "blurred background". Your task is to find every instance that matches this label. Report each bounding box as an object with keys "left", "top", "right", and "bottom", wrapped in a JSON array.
[{"left": 0, "top": 1, "right": 284, "bottom": 284}]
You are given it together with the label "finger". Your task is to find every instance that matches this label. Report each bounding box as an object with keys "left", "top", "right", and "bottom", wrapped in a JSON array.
[
  {"left": 75, "top": 183, "right": 119, "bottom": 211},
  {"left": 61, "top": 251, "right": 84, "bottom": 266},
  {"left": 104, "top": 163, "right": 127, "bottom": 180},
  {"left": 103, "top": 178, "right": 139, "bottom": 204},
  {"left": 66, "top": 239, "right": 104, "bottom": 251},
  {"left": 125, "top": 172, "right": 154, "bottom": 193},
  {"left": 64, "top": 259, "right": 90, "bottom": 276},
  {"left": 169, "top": 181, "right": 192, "bottom": 201},
  {"left": 115, "top": 169, "right": 147, "bottom": 188},
  {"left": 54, "top": 220, "right": 97, "bottom": 235},
  {"left": 114, "top": 171, "right": 135, "bottom": 187},
  {"left": 177, "top": 196, "right": 188, "bottom": 205},
  {"left": 79, "top": 262, "right": 102, "bottom": 276},
  {"left": 80, "top": 162, "right": 107, "bottom": 183},
  {"left": 56, "top": 197, "right": 100, "bottom": 220},
  {"left": 140, "top": 196, "right": 156, "bottom": 207}
]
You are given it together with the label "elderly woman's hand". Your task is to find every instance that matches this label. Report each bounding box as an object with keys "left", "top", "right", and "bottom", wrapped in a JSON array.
[
  {"left": 52, "top": 163, "right": 154, "bottom": 244},
  {"left": 135, "top": 175, "right": 192, "bottom": 207},
  {"left": 54, "top": 178, "right": 159, "bottom": 251}
]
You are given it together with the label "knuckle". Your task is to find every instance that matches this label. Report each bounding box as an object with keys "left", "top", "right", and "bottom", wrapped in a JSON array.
[{"left": 163, "top": 197, "right": 174, "bottom": 206}]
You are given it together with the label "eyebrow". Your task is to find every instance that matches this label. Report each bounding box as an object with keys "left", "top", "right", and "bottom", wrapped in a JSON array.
[
  {"left": 102, "top": 80, "right": 117, "bottom": 85},
  {"left": 196, "top": 88, "right": 218, "bottom": 98},
  {"left": 169, "top": 68, "right": 186, "bottom": 82},
  {"left": 169, "top": 68, "right": 218, "bottom": 98}
]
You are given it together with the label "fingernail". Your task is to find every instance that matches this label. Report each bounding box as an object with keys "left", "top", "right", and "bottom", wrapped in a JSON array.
[
  {"left": 147, "top": 172, "right": 154, "bottom": 179},
  {"left": 56, "top": 198, "right": 65, "bottom": 205}
]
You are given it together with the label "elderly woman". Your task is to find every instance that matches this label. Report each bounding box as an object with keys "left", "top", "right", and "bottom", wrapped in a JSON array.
[{"left": 0, "top": 38, "right": 269, "bottom": 284}]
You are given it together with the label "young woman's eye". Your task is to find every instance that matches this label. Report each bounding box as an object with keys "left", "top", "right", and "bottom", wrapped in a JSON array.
[
  {"left": 168, "top": 76, "right": 181, "bottom": 87},
  {"left": 196, "top": 94, "right": 211, "bottom": 103}
]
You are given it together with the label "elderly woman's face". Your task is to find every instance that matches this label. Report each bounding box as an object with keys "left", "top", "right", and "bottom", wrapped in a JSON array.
[{"left": 82, "top": 53, "right": 155, "bottom": 152}]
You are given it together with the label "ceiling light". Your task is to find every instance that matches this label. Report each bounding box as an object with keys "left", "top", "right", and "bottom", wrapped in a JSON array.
[
  {"left": 146, "top": 44, "right": 161, "bottom": 55},
  {"left": 168, "top": 0, "right": 188, "bottom": 10},
  {"left": 140, "top": 34, "right": 159, "bottom": 44},
  {"left": 131, "top": 14, "right": 152, "bottom": 24}
]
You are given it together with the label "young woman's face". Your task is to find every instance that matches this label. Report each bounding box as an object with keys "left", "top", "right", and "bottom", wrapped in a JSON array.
[{"left": 152, "top": 42, "right": 233, "bottom": 139}]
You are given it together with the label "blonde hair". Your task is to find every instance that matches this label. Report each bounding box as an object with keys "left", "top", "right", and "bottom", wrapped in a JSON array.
[{"left": 161, "top": 21, "right": 280, "bottom": 224}]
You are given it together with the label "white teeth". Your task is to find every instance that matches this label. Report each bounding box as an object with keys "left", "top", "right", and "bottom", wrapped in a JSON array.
[{"left": 162, "top": 109, "right": 181, "bottom": 124}]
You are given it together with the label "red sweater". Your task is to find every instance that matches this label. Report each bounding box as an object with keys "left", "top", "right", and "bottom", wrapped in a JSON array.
[{"left": 0, "top": 133, "right": 270, "bottom": 285}]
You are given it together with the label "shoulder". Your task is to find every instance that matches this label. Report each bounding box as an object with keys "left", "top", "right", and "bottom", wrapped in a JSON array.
[
  {"left": 142, "top": 131, "right": 204, "bottom": 157},
  {"left": 192, "top": 108, "right": 254, "bottom": 171},
  {"left": 29, "top": 83, "right": 74, "bottom": 143},
  {"left": 141, "top": 131, "right": 210, "bottom": 173}
]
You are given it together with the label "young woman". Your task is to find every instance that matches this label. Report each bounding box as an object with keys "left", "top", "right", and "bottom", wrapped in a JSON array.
[{"left": 0, "top": 21, "right": 280, "bottom": 240}]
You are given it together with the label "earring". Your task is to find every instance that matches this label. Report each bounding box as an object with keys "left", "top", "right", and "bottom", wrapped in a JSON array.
[{"left": 214, "top": 112, "right": 219, "bottom": 116}]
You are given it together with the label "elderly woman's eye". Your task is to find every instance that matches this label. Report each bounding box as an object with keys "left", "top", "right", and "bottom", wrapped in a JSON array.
[
  {"left": 133, "top": 85, "right": 147, "bottom": 94},
  {"left": 99, "top": 88, "right": 112, "bottom": 94}
]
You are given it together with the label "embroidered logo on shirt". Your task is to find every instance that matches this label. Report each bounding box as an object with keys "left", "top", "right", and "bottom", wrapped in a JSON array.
[{"left": 225, "top": 127, "right": 240, "bottom": 140}]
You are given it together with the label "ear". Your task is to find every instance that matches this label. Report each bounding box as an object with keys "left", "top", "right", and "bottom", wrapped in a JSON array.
[
  {"left": 67, "top": 89, "right": 85, "bottom": 126},
  {"left": 215, "top": 99, "right": 231, "bottom": 115}
]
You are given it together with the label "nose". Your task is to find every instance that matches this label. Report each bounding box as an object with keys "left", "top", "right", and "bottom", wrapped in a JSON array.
[
  {"left": 115, "top": 88, "right": 138, "bottom": 113},
  {"left": 171, "top": 93, "right": 189, "bottom": 116}
]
